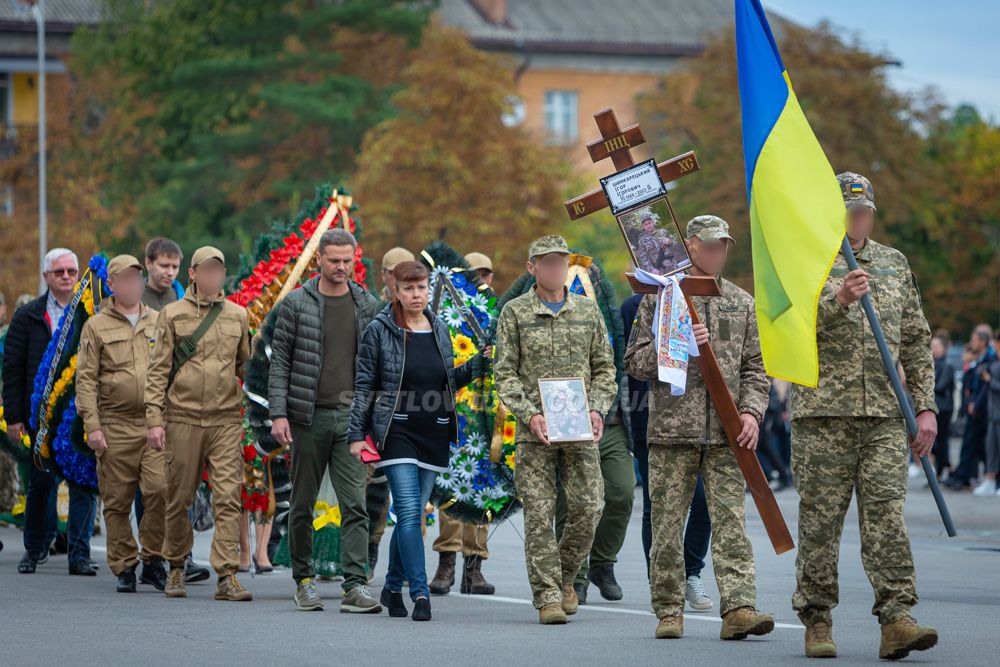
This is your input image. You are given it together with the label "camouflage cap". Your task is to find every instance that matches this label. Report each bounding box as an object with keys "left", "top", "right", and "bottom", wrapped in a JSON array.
[
  {"left": 686, "top": 215, "right": 735, "bottom": 243},
  {"left": 381, "top": 247, "right": 415, "bottom": 271},
  {"left": 191, "top": 245, "right": 225, "bottom": 268},
  {"left": 528, "top": 235, "right": 570, "bottom": 260},
  {"left": 107, "top": 254, "right": 144, "bottom": 278},
  {"left": 837, "top": 171, "right": 876, "bottom": 210}
]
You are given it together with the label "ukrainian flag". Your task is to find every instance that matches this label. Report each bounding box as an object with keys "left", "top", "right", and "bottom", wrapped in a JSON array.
[{"left": 735, "top": 0, "right": 845, "bottom": 387}]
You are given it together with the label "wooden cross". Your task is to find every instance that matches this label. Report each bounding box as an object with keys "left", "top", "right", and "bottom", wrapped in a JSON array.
[{"left": 566, "top": 108, "right": 794, "bottom": 555}]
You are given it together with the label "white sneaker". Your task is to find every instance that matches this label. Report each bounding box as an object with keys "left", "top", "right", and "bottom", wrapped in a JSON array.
[
  {"left": 908, "top": 463, "right": 922, "bottom": 479},
  {"left": 685, "top": 575, "right": 713, "bottom": 612},
  {"left": 973, "top": 479, "right": 997, "bottom": 497}
]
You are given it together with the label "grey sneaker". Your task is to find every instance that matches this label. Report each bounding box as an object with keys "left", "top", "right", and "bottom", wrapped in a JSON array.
[
  {"left": 341, "top": 584, "right": 383, "bottom": 614},
  {"left": 685, "top": 575, "right": 713, "bottom": 612},
  {"left": 295, "top": 578, "right": 324, "bottom": 611}
]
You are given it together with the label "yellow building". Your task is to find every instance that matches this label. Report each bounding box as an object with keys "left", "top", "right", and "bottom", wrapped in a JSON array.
[{"left": 439, "top": 0, "right": 778, "bottom": 177}]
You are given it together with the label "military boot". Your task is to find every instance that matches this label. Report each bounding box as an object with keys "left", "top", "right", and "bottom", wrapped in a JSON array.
[
  {"left": 164, "top": 567, "right": 187, "bottom": 598},
  {"left": 587, "top": 562, "right": 623, "bottom": 600},
  {"left": 804, "top": 621, "right": 837, "bottom": 658},
  {"left": 655, "top": 613, "right": 684, "bottom": 639},
  {"left": 460, "top": 555, "right": 495, "bottom": 595},
  {"left": 879, "top": 617, "right": 938, "bottom": 660},
  {"left": 561, "top": 583, "right": 579, "bottom": 615},
  {"left": 539, "top": 602, "right": 567, "bottom": 625},
  {"left": 721, "top": 606, "right": 775, "bottom": 640},
  {"left": 429, "top": 551, "right": 456, "bottom": 595}
]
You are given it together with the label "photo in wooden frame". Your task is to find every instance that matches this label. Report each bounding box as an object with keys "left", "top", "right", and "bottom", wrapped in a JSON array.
[{"left": 616, "top": 196, "right": 692, "bottom": 278}]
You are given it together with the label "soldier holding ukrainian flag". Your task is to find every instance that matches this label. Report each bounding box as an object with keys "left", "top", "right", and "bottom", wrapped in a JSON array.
[{"left": 735, "top": 0, "right": 940, "bottom": 660}]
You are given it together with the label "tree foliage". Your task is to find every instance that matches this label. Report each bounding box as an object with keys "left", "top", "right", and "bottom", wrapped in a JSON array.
[{"left": 637, "top": 22, "right": 999, "bottom": 336}]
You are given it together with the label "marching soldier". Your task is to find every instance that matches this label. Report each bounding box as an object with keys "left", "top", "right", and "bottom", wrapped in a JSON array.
[
  {"left": 624, "top": 215, "right": 774, "bottom": 641},
  {"left": 145, "top": 246, "right": 252, "bottom": 601},
  {"left": 76, "top": 255, "right": 167, "bottom": 593},
  {"left": 790, "top": 173, "right": 939, "bottom": 660},
  {"left": 493, "top": 235, "right": 618, "bottom": 625}
]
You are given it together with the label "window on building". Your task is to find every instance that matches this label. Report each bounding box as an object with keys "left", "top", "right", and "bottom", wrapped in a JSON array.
[
  {"left": 543, "top": 90, "right": 578, "bottom": 144},
  {"left": 0, "top": 72, "right": 10, "bottom": 127}
]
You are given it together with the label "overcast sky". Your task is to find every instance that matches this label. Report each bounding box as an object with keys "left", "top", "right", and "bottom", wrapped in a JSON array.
[{"left": 764, "top": 0, "right": 999, "bottom": 121}]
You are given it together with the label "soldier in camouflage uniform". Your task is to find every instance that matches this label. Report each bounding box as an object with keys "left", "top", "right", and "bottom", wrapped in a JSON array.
[
  {"left": 493, "top": 235, "right": 618, "bottom": 625},
  {"left": 624, "top": 215, "right": 774, "bottom": 641},
  {"left": 790, "top": 173, "right": 939, "bottom": 660}
]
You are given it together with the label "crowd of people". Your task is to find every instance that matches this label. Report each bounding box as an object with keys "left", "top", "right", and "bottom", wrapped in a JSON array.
[{"left": 1, "top": 170, "right": 995, "bottom": 661}]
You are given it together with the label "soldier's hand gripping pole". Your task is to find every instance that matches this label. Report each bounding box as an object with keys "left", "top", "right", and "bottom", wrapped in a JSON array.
[{"left": 840, "top": 236, "right": 957, "bottom": 537}]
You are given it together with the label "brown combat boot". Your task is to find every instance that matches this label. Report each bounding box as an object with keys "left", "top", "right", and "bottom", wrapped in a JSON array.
[
  {"left": 164, "top": 567, "right": 187, "bottom": 598},
  {"left": 804, "top": 621, "right": 837, "bottom": 658},
  {"left": 655, "top": 613, "right": 684, "bottom": 639},
  {"left": 429, "top": 551, "right": 456, "bottom": 595},
  {"left": 879, "top": 617, "right": 938, "bottom": 660},
  {"left": 215, "top": 574, "right": 253, "bottom": 601},
  {"left": 539, "top": 602, "right": 568, "bottom": 625},
  {"left": 561, "top": 583, "right": 579, "bottom": 615},
  {"left": 460, "top": 555, "right": 495, "bottom": 595},
  {"left": 721, "top": 606, "right": 775, "bottom": 640}
]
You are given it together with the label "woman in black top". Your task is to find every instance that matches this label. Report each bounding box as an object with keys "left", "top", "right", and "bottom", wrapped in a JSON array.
[{"left": 348, "top": 260, "right": 488, "bottom": 621}]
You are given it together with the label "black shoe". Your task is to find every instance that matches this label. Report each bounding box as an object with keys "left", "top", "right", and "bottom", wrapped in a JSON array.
[
  {"left": 184, "top": 556, "right": 210, "bottom": 583},
  {"left": 18, "top": 552, "right": 37, "bottom": 574},
  {"left": 574, "top": 581, "right": 589, "bottom": 605},
  {"left": 140, "top": 560, "right": 167, "bottom": 591},
  {"left": 117, "top": 567, "right": 137, "bottom": 593},
  {"left": 412, "top": 596, "right": 432, "bottom": 621},
  {"left": 587, "top": 562, "right": 623, "bottom": 601},
  {"left": 51, "top": 533, "right": 68, "bottom": 555},
  {"left": 380, "top": 588, "right": 408, "bottom": 618},
  {"left": 368, "top": 542, "right": 379, "bottom": 571},
  {"left": 69, "top": 558, "right": 97, "bottom": 576}
]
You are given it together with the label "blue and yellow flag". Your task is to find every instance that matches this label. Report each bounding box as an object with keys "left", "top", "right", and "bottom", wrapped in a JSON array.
[{"left": 735, "top": 0, "right": 845, "bottom": 387}]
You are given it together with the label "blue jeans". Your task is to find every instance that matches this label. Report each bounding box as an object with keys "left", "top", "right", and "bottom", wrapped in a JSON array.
[
  {"left": 24, "top": 465, "right": 97, "bottom": 563},
  {"left": 383, "top": 463, "right": 437, "bottom": 601}
]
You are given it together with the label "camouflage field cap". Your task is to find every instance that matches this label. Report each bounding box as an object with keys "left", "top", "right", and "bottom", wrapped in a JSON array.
[
  {"left": 686, "top": 215, "right": 735, "bottom": 243},
  {"left": 528, "top": 235, "right": 571, "bottom": 260},
  {"left": 837, "top": 171, "right": 876, "bottom": 210}
]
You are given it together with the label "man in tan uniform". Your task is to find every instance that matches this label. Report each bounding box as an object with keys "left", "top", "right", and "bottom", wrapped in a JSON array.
[
  {"left": 145, "top": 246, "right": 252, "bottom": 601},
  {"left": 77, "top": 255, "right": 166, "bottom": 593}
]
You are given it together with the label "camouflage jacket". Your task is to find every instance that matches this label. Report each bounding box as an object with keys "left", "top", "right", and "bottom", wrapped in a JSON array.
[
  {"left": 624, "top": 277, "right": 769, "bottom": 446},
  {"left": 493, "top": 286, "right": 618, "bottom": 443},
  {"left": 790, "top": 239, "right": 935, "bottom": 419}
]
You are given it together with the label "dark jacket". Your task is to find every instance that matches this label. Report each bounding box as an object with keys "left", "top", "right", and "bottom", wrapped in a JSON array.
[
  {"left": 621, "top": 294, "right": 648, "bottom": 449},
  {"left": 933, "top": 356, "right": 955, "bottom": 414},
  {"left": 1, "top": 293, "right": 52, "bottom": 429},
  {"left": 347, "top": 306, "right": 480, "bottom": 449},
  {"left": 268, "top": 277, "right": 379, "bottom": 426},
  {"left": 987, "top": 359, "right": 1000, "bottom": 423}
]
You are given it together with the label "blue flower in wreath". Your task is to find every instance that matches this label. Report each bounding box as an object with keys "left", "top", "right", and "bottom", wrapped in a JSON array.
[{"left": 52, "top": 399, "right": 97, "bottom": 490}]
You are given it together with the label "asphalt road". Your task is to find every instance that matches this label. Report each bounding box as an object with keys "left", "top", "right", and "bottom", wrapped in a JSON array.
[{"left": 1, "top": 472, "right": 998, "bottom": 666}]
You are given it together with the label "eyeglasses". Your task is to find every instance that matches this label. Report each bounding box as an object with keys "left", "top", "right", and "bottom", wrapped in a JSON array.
[{"left": 46, "top": 268, "right": 79, "bottom": 277}]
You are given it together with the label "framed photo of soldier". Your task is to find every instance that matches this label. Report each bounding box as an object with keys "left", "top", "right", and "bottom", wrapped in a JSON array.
[
  {"left": 537, "top": 377, "right": 594, "bottom": 443},
  {"left": 617, "top": 198, "right": 692, "bottom": 277}
]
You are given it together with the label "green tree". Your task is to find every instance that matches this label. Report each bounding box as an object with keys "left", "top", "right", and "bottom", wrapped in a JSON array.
[
  {"left": 637, "top": 22, "right": 998, "bottom": 334},
  {"left": 352, "top": 23, "right": 569, "bottom": 291},
  {"left": 67, "top": 0, "right": 428, "bottom": 263}
]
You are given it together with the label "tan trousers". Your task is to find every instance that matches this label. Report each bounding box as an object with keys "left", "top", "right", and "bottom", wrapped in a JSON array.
[
  {"left": 432, "top": 512, "right": 489, "bottom": 558},
  {"left": 163, "top": 421, "right": 243, "bottom": 576},
  {"left": 95, "top": 419, "right": 166, "bottom": 575}
]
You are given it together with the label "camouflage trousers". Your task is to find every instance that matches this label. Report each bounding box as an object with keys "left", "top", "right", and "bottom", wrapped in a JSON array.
[
  {"left": 791, "top": 417, "right": 917, "bottom": 625},
  {"left": 516, "top": 439, "right": 603, "bottom": 609},
  {"left": 649, "top": 442, "right": 756, "bottom": 618},
  {"left": 554, "top": 423, "right": 635, "bottom": 584}
]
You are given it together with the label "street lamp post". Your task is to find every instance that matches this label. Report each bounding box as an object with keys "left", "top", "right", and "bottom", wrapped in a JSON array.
[{"left": 30, "top": 0, "right": 47, "bottom": 292}]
